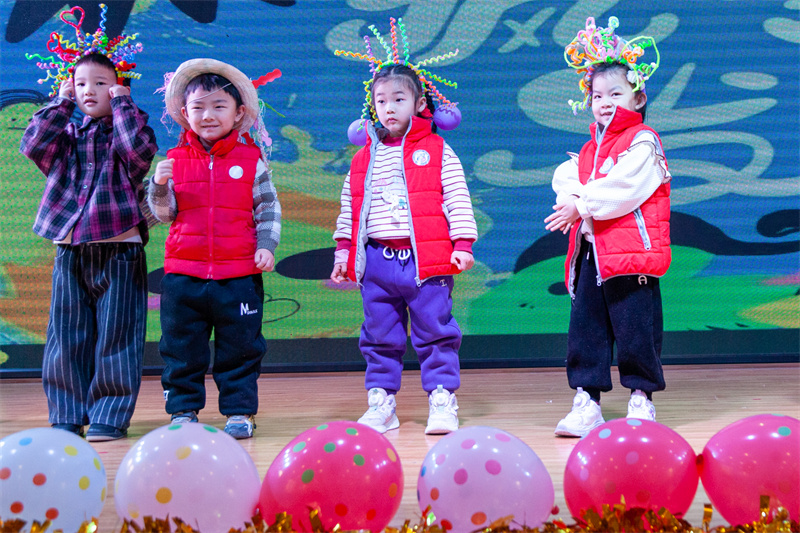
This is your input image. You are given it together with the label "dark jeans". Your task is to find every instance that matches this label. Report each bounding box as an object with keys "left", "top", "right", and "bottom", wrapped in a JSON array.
[
  {"left": 567, "top": 238, "right": 665, "bottom": 395},
  {"left": 159, "top": 273, "right": 266, "bottom": 416}
]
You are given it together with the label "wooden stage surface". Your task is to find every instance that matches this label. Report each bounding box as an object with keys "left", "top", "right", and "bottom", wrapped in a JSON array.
[{"left": 1, "top": 363, "right": 799, "bottom": 531}]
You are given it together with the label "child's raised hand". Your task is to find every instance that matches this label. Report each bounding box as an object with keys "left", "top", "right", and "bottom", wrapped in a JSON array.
[
  {"left": 451, "top": 251, "right": 474, "bottom": 271},
  {"left": 58, "top": 78, "right": 74, "bottom": 100},
  {"left": 545, "top": 196, "right": 580, "bottom": 234},
  {"left": 255, "top": 249, "right": 275, "bottom": 272},
  {"left": 109, "top": 84, "right": 130, "bottom": 99},
  {"left": 154, "top": 159, "right": 175, "bottom": 185},
  {"left": 330, "top": 263, "right": 348, "bottom": 283}
]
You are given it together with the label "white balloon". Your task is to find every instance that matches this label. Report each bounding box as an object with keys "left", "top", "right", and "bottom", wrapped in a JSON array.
[
  {"left": 114, "top": 423, "right": 261, "bottom": 533},
  {"left": 0, "top": 428, "right": 107, "bottom": 532}
]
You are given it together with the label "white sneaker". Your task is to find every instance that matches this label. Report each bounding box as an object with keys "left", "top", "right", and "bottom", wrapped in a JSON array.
[
  {"left": 555, "top": 387, "right": 605, "bottom": 437},
  {"left": 357, "top": 388, "right": 400, "bottom": 433},
  {"left": 425, "top": 385, "right": 459, "bottom": 435},
  {"left": 627, "top": 390, "right": 656, "bottom": 421}
]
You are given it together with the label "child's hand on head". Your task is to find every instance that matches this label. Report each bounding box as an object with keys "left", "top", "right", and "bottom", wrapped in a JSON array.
[
  {"left": 109, "top": 84, "right": 130, "bottom": 99},
  {"left": 451, "top": 251, "right": 474, "bottom": 271},
  {"left": 544, "top": 195, "right": 580, "bottom": 234},
  {"left": 154, "top": 159, "right": 174, "bottom": 185},
  {"left": 58, "top": 78, "right": 74, "bottom": 100},
  {"left": 330, "top": 263, "right": 348, "bottom": 283},
  {"left": 255, "top": 249, "right": 275, "bottom": 272}
]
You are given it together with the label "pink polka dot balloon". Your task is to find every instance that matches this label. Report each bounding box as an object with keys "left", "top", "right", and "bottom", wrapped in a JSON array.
[
  {"left": 259, "top": 421, "right": 403, "bottom": 532},
  {"left": 417, "top": 426, "right": 554, "bottom": 531},
  {"left": 700, "top": 414, "right": 799, "bottom": 524},
  {"left": 564, "top": 419, "right": 698, "bottom": 519},
  {"left": 114, "top": 423, "right": 261, "bottom": 533},
  {"left": 0, "top": 428, "right": 107, "bottom": 532}
]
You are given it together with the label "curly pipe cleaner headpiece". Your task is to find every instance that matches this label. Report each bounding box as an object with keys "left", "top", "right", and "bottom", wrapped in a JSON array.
[
  {"left": 564, "top": 16, "right": 660, "bottom": 115},
  {"left": 26, "top": 4, "right": 143, "bottom": 96},
  {"left": 335, "top": 17, "right": 461, "bottom": 143}
]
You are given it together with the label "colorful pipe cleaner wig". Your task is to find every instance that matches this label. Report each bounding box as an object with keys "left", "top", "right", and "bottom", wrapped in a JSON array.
[
  {"left": 334, "top": 17, "right": 460, "bottom": 128},
  {"left": 564, "top": 16, "right": 660, "bottom": 115},
  {"left": 26, "top": 3, "right": 143, "bottom": 97}
]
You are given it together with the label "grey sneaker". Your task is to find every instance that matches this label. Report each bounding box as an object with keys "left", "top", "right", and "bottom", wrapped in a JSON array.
[
  {"left": 425, "top": 385, "right": 459, "bottom": 435},
  {"left": 224, "top": 415, "right": 256, "bottom": 439},
  {"left": 555, "top": 387, "right": 605, "bottom": 437},
  {"left": 171, "top": 411, "right": 199, "bottom": 424},
  {"left": 357, "top": 388, "right": 400, "bottom": 433}
]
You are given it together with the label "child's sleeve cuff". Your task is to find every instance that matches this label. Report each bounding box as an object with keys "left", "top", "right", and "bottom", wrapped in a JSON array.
[{"left": 453, "top": 240, "right": 474, "bottom": 254}]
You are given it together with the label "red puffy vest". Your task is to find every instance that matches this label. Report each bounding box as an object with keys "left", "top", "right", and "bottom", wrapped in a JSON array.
[
  {"left": 164, "top": 130, "right": 262, "bottom": 280},
  {"left": 347, "top": 116, "right": 459, "bottom": 283},
  {"left": 565, "top": 107, "right": 671, "bottom": 293}
]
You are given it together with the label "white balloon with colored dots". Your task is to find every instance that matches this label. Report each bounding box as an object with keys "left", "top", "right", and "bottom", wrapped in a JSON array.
[
  {"left": 114, "top": 423, "right": 261, "bottom": 533},
  {"left": 0, "top": 427, "right": 107, "bottom": 531},
  {"left": 417, "top": 426, "right": 554, "bottom": 531}
]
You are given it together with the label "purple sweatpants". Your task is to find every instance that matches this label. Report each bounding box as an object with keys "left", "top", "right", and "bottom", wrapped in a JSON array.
[{"left": 360, "top": 241, "right": 461, "bottom": 393}]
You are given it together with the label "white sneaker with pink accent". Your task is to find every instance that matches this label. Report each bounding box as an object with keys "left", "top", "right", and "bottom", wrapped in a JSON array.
[
  {"left": 627, "top": 390, "right": 656, "bottom": 421},
  {"left": 555, "top": 387, "right": 605, "bottom": 437}
]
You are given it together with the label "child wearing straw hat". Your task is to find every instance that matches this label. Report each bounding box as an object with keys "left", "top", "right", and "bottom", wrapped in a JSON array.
[{"left": 148, "top": 58, "right": 281, "bottom": 439}]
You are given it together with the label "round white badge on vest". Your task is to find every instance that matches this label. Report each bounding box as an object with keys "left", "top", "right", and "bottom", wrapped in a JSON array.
[
  {"left": 229, "top": 166, "right": 244, "bottom": 179},
  {"left": 412, "top": 149, "right": 430, "bottom": 166},
  {"left": 599, "top": 157, "right": 614, "bottom": 174}
]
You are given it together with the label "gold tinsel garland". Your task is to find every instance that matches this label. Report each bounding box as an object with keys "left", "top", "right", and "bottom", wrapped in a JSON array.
[{"left": 1, "top": 498, "right": 798, "bottom": 533}]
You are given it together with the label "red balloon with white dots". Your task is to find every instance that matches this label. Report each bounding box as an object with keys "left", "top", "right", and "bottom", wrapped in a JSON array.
[
  {"left": 563, "top": 418, "right": 699, "bottom": 519},
  {"left": 700, "top": 414, "right": 799, "bottom": 524},
  {"left": 259, "top": 421, "right": 404, "bottom": 532}
]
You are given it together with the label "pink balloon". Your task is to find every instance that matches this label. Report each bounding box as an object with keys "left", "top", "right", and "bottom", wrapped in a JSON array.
[
  {"left": 417, "top": 426, "right": 554, "bottom": 531},
  {"left": 564, "top": 419, "right": 698, "bottom": 519},
  {"left": 260, "top": 421, "right": 403, "bottom": 532},
  {"left": 114, "top": 424, "right": 261, "bottom": 533},
  {"left": 700, "top": 414, "right": 799, "bottom": 524}
]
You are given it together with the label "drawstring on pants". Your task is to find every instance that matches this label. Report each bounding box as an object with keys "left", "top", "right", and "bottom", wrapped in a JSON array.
[{"left": 382, "top": 246, "right": 412, "bottom": 269}]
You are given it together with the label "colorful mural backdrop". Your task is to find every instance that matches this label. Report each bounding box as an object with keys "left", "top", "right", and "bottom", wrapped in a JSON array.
[{"left": 1, "top": 0, "right": 797, "bottom": 370}]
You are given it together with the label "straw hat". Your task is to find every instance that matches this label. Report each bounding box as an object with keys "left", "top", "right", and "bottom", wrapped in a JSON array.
[{"left": 165, "top": 58, "right": 259, "bottom": 133}]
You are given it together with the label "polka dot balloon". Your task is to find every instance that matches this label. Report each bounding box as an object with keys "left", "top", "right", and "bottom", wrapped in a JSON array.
[
  {"left": 114, "top": 423, "right": 261, "bottom": 533},
  {"left": 417, "top": 426, "right": 554, "bottom": 531},
  {"left": 0, "top": 427, "right": 106, "bottom": 532},
  {"left": 563, "top": 418, "right": 698, "bottom": 519},
  {"left": 700, "top": 414, "right": 799, "bottom": 524},
  {"left": 259, "top": 421, "right": 403, "bottom": 532}
]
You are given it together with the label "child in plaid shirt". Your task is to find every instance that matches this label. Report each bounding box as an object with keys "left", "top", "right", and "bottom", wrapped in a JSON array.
[{"left": 20, "top": 52, "right": 158, "bottom": 441}]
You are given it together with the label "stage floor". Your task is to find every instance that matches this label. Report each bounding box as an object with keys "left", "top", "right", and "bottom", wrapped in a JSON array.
[{"left": 1, "top": 363, "right": 799, "bottom": 531}]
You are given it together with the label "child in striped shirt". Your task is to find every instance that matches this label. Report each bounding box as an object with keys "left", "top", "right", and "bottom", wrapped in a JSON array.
[{"left": 331, "top": 63, "right": 478, "bottom": 435}]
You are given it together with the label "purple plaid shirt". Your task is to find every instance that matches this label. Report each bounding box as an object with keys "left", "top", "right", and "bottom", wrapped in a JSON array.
[{"left": 20, "top": 96, "right": 158, "bottom": 244}]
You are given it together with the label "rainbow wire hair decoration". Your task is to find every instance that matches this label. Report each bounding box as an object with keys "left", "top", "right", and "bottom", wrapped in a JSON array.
[
  {"left": 564, "top": 16, "right": 660, "bottom": 115},
  {"left": 26, "top": 3, "right": 143, "bottom": 97},
  {"left": 334, "top": 17, "right": 461, "bottom": 140}
]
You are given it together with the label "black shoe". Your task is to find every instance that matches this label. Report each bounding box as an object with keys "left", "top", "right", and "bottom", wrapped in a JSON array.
[
  {"left": 86, "top": 423, "right": 127, "bottom": 442},
  {"left": 52, "top": 423, "right": 84, "bottom": 437}
]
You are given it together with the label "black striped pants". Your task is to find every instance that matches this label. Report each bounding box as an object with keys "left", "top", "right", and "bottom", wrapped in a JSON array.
[{"left": 42, "top": 243, "right": 147, "bottom": 429}]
